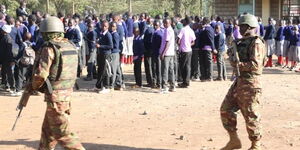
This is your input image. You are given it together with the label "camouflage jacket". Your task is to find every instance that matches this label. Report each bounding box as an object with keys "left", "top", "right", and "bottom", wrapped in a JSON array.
[{"left": 32, "top": 37, "right": 78, "bottom": 102}]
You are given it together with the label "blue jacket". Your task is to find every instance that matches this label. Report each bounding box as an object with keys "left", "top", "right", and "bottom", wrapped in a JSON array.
[
  {"left": 259, "top": 23, "right": 264, "bottom": 37},
  {"left": 98, "top": 31, "right": 113, "bottom": 54},
  {"left": 275, "top": 26, "right": 285, "bottom": 41},
  {"left": 152, "top": 29, "right": 163, "bottom": 57},
  {"left": 143, "top": 26, "right": 154, "bottom": 56},
  {"left": 138, "top": 21, "right": 147, "bottom": 35},
  {"left": 283, "top": 26, "right": 293, "bottom": 41},
  {"left": 133, "top": 35, "right": 145, "bottom": 57},
  {"left": 122, "top": 21, "right": 128, "bottom": 38},
  {"left": 65, "top": 28, "right": 81, "bottom": 47},
  {"left": 214, "top": 32, "right": 225, "bottom": 52},
  {"left": 111, "top": 31, "right": 120, "bottom": 53},
  {"left": 117, "top": 24, "right": 124, "bottom": 52},
  {"left": 225, "top": 24, "right": 234, "bottom": 37},
  {"left": 290, "top": 33, "right": 300, "bottom": 46},
  {"left": 264, "top": 25, "right": 276, "bottom": 40},
  {"left": 126, "top": 18, "right": 134, "bottom": 37},
  {"left": 86, "top": 30, "right": 97, "bottom": 51},
  {"left": 9, "top": 26, "right": 23, "bottom": 60},
  {"left": 199, "top": 25, "right": 215, "bottom": 50}
]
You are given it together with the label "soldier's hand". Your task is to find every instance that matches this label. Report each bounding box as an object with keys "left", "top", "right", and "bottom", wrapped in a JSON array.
[{"left": 96, "top": 44, "right": 100, "bottom": 48}]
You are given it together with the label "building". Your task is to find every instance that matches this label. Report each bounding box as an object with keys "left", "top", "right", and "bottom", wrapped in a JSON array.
[{"left": 215, "top": 0, "right": 300, "bottom": 24}]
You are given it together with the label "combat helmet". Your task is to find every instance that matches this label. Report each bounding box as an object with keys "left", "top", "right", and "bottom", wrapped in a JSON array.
[
  {"left": 40, "top": 16, "right": 64, "bottom": 33},
  {"left": 238, "top": 14, "right": 258, "bottom": 28}
]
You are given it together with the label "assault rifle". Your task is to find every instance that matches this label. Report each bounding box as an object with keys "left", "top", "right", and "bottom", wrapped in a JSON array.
[
  {"left": 11, "top": 79, "right": 53, "bottom": 131},
  {"left": 11, "top": 84, "right": 32, "bottom": 131}
]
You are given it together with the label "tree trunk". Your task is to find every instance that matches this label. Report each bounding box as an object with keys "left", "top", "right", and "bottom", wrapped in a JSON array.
[{"left": 174, "top": 0, "right": 182, "bottom": 16}]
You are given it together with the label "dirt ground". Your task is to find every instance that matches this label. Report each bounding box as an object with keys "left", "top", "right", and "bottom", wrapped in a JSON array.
[{"left": 0, "top": 61, "right": 300, "bottom": 150}]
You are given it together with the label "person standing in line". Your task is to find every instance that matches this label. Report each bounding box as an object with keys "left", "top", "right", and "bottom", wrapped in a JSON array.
[
  {"left": 109, "top": 21, "right": 120, "bottom": 89},
  {"left": 214, "top": 24, "right": 227, "bottom": 81},
  {"left": 160, "top": 18, "right": 176, "bottom": 92},
  {"left": 132, "top": 27, "right": 145, "bottom": 88},
  {"left": 143, "top": 18, "right": 154, "bottom": 87},
  {"left": 177, "top": 17, "right": 196, "bottom": 88},
  {"left": 264, "top": 18, "right": 276, "bottom": 67},
  {"left": 84, "top": 22, "right": 97, "bottom": 81},
  {"left": 282, "top": 19, "right": 293, "bottom": 68},
  {"left": 125, "top": 12, "right": 134, "bottom": 64},
  {"left": 275, "top": 20, "right": 286, "bottom": 66},
  {"left": 288, "top": 25, "right": 300, "bottom": 71},
  {"left": 220, "top": 14, "right": 266, "bottom": 150},
  {"left": 199, "top": 17, "right": 215, "bottom": 82},
  {"left": 151, "top": 20, "right": 163, "bottom": 89},
  {"left": 95, "top": 20, "right": 113, "bottom": 93}
]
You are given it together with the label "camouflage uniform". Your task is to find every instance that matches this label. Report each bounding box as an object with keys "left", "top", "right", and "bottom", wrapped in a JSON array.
[
  {"left": 31, "top": 16, "right": 85, "bottom": 150},
  {"left": 220, "top": 35, "right": 266, "bottom": 141}
]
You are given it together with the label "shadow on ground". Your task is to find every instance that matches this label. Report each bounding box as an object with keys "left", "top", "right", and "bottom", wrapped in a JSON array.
[{"left": 0, "top": 139, "right": 172, "bottom": 150}]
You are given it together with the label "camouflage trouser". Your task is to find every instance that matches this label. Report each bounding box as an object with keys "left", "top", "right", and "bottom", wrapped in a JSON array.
[
  {"left": 38, "top": 101, "right": 85, "bottom": 150},
  {"left": 220, "top": 82, "right": 262, "bottom": 141}
]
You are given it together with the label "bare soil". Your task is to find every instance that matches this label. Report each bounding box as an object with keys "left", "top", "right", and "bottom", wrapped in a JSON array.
[{"left": 1, "top": 61, "right": 300, "bottom": 150}]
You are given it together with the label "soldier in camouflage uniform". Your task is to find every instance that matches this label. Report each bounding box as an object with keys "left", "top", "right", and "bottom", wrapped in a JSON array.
[
  {"left": 31, "top": 16, "right": 85, "bottom": 150},
  {"left": 220, "top": 14, "right": 266, "bottom": 150}
]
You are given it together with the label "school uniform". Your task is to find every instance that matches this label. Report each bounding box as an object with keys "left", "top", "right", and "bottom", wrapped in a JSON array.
[
  {"left": 289, "top": 33, "right": 300, "bottom": 62},
  {"left": 264, "top": 24, "right": 276, "bottom": 56},
  {"left": 0, "top": 34, "right": 14, "bottom": 90},
  {"left": 86, "top": 29, "right": 97, "bottom": 79},
  {"left": 110, "top": 31, "right": 120, "bottom": 88},
  {"left": 143, "top": 25, "right": 154, "bottom": 86},
  {"left": 151, "top": 28, "right": 163, "bottom": 88},
  {"left": 283, "top": 26, "right": 293, "bottom": 57},
  {"left": 125, "top": 18, "right": 134, "bottom": 58},
  {"left": 133, "top": 35, "right": 145, "bottom": 86},
  {"left": 178, "top": 25, "right": 196, "bottom": 87},
  {"left": 199, "top": 25, "right": 215, "bottom": 81},
  {"left": 160, "top": 26, "right": 176, "bottom": 90},
  {"left": 96, "top": 30, "right": 113, "bottom": 90},
  {"left": 65, "top": 27, "right": 81, "bottom": 48},
  {"left": 191, "top": 29, "right": 201, "bottom": 80},
  {"left": 214, "top": 32, "right": 227, "bottom": 80},
  {"left": 275, "top": 26, "right": 285, "bottom": 65}
]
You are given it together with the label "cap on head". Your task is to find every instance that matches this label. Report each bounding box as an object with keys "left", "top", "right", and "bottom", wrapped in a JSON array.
[
  {"left": 40, "top": 16, "right": 64, "bottom": 33},
  {"left": 1, "top": 25, "right": 12, "bottom": 33},
  {"left": 238, "top": 14, "right": 258, "bottom": 28}
]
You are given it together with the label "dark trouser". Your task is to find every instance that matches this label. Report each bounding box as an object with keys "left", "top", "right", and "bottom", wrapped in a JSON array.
[
  {"left": 96, "top": 53, "right": 111, "bottom": 89},
  {"left": 14, "top": 63, "right": 27, "bottom": 92},
  {"left": 115, "top": 52, "right": 124, "bottom": 88},
  {"left": 151, "top": 56, "right": 161, "bottom": 87},
  {"left": 144, "top": 55, "right": 153, "bottom": 85},
  {"left": 217, "top": 51, "right": 227, "bottom": 80},
  {"left": 2, "top": 62, "right": 15, "bottom": 89},
  {"left": 191, "top": 50, "right": 200, "bottom": 79},
  {"left": 170, "top": 53, "right": 178, "bottom": 83},
  {"left": 87, "top": 49, "right": 97, "bottom": 78},
  {"left": 162, "top": 56, "right": 175, "bottom": 88},
  {"left": 179, "top": 51, "right": 192, "bottom": 86},
  {"left": 110, "top": 53, "right": 120, "bottom": 88},
  {"left": 176, "top": 52, "right": 182, "bottom": 82},
  {"left": 134, "top": 57, "right": 142, "bottom": 86},
  {"left": 199, "top": 50, "right": 213, "bottom": 80}
]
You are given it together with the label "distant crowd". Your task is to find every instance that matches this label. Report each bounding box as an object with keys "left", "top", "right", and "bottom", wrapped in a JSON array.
[{"left": 0, "top": 1, "right": 300, "bottom": 96}]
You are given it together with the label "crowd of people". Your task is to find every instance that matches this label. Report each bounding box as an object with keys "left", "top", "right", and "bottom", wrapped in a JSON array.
[{"left": 0, "top": 1, "right": 300, "bottom": 96}]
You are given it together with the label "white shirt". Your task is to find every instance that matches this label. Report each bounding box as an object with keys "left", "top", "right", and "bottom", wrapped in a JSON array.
[{"left": 159, "top": 26, "right": 175, "bottom": 56}]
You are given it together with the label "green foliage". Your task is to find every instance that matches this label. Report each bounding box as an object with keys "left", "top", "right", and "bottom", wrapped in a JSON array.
[{"left": 0, "top": 0, "right": 214, "bottom": 17}]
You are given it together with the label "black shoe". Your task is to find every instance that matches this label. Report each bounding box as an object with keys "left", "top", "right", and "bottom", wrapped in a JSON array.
[
  {"left": 84, "top": 77, "right": 93, "bottom": 81},
  {"left": 178, "top": 83, "right": 188, "bottom": 88}
]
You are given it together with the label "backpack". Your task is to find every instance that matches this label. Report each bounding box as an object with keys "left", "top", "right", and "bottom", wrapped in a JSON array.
[{"left": 20, "top": 43, "right": 35, "bottom": 66}]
